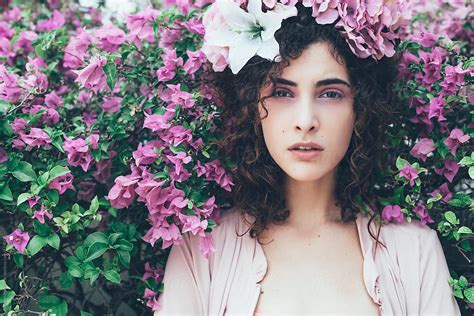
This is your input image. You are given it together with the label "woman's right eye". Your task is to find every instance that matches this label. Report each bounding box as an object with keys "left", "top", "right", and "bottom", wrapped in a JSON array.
[{"left": 270, "top": 89, "right": 292, "bottom": 98}]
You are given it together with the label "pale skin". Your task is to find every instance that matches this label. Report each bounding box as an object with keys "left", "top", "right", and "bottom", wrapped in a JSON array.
[{"left": 253, "top": 42, "right": 380, "bottom": 315}]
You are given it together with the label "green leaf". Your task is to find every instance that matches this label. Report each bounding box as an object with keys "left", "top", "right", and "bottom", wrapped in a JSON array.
[
  {"left": 0, "top": 290, "right": 15, "bottom": 305},
  {"left": 0, "top": 185, "right": 13, "bottom": 201},
  {"left": 26, "top": 235, "right": 48, "bottom": 256},
  {"left": 117, "top": 250, "right": 130, "bottom": 267},
  {"left": 12, "top": 161, "right": 37, "bottom": 182},
  {"left": 46, "top": 189, "right": 59, "bottom": 205},
  {"left": 33, "top": 221, "right": 52, "bottom": 237},
  {"left": 469, "top": 167, "right": 474, "bottom": 180},
  {"left": 0, "top": 99, "right": 12, "bottom": 113},
  {"left": 83, "top": 232, "right": 108, "bottom": 248},
  {"left": 81, "top": 311, "right": 93, "bottom": 316},
  {"left": 89, "top": 196, "right": 99, "bottom": 213},
  {"left": 103, "top": 269, "right": 121, "bottom": 284},
  {"left": 59, "top": 272, "right": 73, "bottom": 289},
  {"left": 104, "top": 62, "right": 117, "bottom": 90},
  {"left": 0, "top": 280, "right": 10, "bottom": 291},
  {"left": 464, "top": 287, "right": 474, "bottom": 303},
  {"left": 84, "top": 242, "right": 108, "bottom": 262},
  {"left": 17, "top": 192, "right": 32, "bottom": 206},
  {"left": 37, "top": 172, "right": 50, "bottom": 186},
  {"left": 458, "top": 276, "right": 468, "bottom": 288},
  {"left": 51, "top": 300, "right": 68, "bottom": 316},
  {"left": 395, "top": 156, "right": 410, "bottom": 171},
  {"left": 38, "top": 294, "right": 61, "bottom": 308},
  {"left": 48, "top": 166, "right": 70, "bottom": 182},
  {"left": 84, "top": 268, "right": 100, "bottom": 285},
  {"left": 47, "top": 233, "right": 61, "bottom": 250},
  {"left": 444, "top": 211, "right": 458, "bottom": 225}
]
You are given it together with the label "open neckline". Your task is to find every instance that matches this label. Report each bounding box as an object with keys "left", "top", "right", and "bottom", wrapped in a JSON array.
[{"left": 249, "top": 213, "right": 383, "bottom": 315}]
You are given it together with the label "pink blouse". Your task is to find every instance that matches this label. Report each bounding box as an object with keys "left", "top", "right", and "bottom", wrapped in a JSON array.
[{"left": 155, "top": 208, "right": 461, "bottom": 315}]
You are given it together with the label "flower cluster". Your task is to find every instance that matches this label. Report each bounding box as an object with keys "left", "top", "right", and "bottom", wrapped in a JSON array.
[{"left": 202, "top": 0, "right": 410, "bottom": 73}]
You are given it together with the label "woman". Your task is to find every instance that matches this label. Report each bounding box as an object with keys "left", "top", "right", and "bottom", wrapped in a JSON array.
[{"left": 155, "top": 1, "right": 462, "bottom": 315}]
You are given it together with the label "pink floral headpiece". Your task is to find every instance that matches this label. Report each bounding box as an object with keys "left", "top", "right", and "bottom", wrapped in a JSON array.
[{"left": 202, "top": 0, "right": 409, "bottom": 74}]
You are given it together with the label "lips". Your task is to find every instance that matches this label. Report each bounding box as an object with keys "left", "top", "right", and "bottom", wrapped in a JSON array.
[{"left": 288, "top": 141, "right": 324, "bottom": 151}]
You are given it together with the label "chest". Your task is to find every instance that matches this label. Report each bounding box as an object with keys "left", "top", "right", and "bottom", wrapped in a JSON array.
[{"left": 253, "top": 223, "right": 381, "bottom": 315}]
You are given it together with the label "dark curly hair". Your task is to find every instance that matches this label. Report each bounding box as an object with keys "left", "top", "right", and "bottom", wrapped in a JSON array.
[{"left": 207, "top": 3, "right": 401, "bottom": 247}]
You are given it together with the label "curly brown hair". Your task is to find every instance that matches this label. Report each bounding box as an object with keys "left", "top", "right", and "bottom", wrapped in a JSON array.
[{"left": 207, "top": 3, "right": 401, "bottom": 246}]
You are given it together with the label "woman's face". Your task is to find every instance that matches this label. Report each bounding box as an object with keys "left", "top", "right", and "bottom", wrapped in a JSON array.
[{"left": 258, "top": 42, "right": 355, "bottom": 183}]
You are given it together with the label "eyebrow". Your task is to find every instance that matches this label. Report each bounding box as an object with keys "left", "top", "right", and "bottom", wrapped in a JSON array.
[{"left": 272, "top": 77, "right": 351, "bottom": 88}]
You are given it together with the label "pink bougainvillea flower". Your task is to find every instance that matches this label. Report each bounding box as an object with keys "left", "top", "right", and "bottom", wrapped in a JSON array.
[
  {"left": 63, "top": 29, "right": 94, "bottom": 69},
  {"left": 440, "top": 63, "right": 470, "bottom": 95},
  {"left": 20, "top": 128, "right": 52, "bottom": 149},
  {"left": 183, "top": 49, "right": 207, "bottom": 76},
  {"left": 27, "top": 195, "right": 41, "bottom": 208},
  {"left": 95, "top": 25, "right": 126, "bottom": 53},
  {"left": 399, "top": 164, "right": 419, "bottom": 186},
  {"left": 382, "top": 205, "right": 404, "bottom": 224},
  {"left": 430, "top": 183, "right": 452, "bottom": 204},
  {"left": 14, "top": 31, "right": 38, "bottom": 52},
  {"left": 100, "top": 96, "right": 122, "bottom": 113},
  {"left": 44, "top": 91, "right": 63, "bottom": 108},
  {"left": 159, "top": 27, "right": 182, "bottom": 50},
  {"left": 133, "top": 143, "right": 160, "bottom": 166},
  {"left": 194, "top": 160, "right": 234, "bottom": 191},
  {"left": 198, "top": 232, "right": 215, "bottom": 259},
  {"left": 0, "top": 65, "right": 24, "bottom": 103},
  {"left": 49, "top": 172, "right": 75, "bottom": 195},
  {"left": 143, "top": 112, "right": 173, "bottom": 132},
  {"left": 160, "top": 125, "right": 193, "bottom": 147},
  {"left": 143, "top": 262, "right": 164, "bottom": 283},
  {"left": 443, "top": 128, "right": 470, "bottom": 156},
  {"left": 143, "top": 288, "right": 161, "bottom": 311},
  {"left": 3, "top": 229, "right": 30, "bottom": 254},
  {"left": 434, "top": 158, "right": 459, "bottom": 183},
  {"left": 417, "top": 46, "right": 446, "bottom": 87},
  {"left": 32, "top": 204, "right": 53, "bottom": 224},
  {"left": 63, "top": 136, "right": 94, "bottom": 172},
  {"left": 412, "top": 202, "right": 434, "bottom": 226},
  {"left": 126, "top": 7, "right": 161, "bottom": 48},
  {"left": 145, "top": 185, "right": 188, "bottom": 216},
  {"left": 428, "top": 95, "right": 447, "bottom": 122},
  {"left": 409, "top": 138, "right": 435, "bottom": 162},
  {"left": 107, "top": 174, "right": 141, "bottom": 209},
  {"left": 73, "top": 55, "right": 107, "bottom": 94},
  {"left": 36, "top": 10, "right": 65, "bottom": 32},
  {"left": 142, "top": 222, "right": 182, "bottom": 249},
  {"left": 87, "top": 134, "right": 100, "bottom": 150}
]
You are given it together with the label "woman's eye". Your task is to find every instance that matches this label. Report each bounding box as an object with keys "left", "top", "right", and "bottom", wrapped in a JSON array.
[
  {"left": 320, "top": 90, "right": 343, "bottom": 99},
  {"left": 271, "top": 89, "right": 292, "bottom": 98}
]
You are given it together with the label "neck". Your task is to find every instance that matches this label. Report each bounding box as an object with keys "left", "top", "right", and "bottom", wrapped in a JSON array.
[{"left": 283, "top": 170, "right": 342, "bottom": 232}]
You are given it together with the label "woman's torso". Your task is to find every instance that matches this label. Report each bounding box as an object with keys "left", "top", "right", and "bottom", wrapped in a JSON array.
[{"left": 253, "top": 219, "right": 380, "bottom": 315}]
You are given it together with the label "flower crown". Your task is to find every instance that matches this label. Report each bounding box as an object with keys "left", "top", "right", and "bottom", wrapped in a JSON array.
[{"left": 201, "top": 0, "right": 409, "bottom": 74}]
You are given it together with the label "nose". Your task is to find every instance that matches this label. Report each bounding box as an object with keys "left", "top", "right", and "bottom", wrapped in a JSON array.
[{"left": 294, "top": 95, "right": 319, "bottom": 133}]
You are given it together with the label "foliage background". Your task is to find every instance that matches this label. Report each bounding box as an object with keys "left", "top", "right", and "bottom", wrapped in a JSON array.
[{"left": 0, "top": 0, "right": 472, "bottom": 315}]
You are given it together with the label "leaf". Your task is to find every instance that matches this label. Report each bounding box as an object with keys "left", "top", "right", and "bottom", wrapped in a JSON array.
[
  {"left": 26, "top": 235, "right": 48, "bottom": 256},
  {"left": 0, "top": 99, "right": 12, "bottom": 113},
  {"left": 103, "top": 269, "right": 121, "bottom": 284},
  {"left": 48, "top": 165, "right": 70, "bottom": 182},
  {"left": 83, "top": 232, "right": 108, "bottom": 248},
  {"left": 0, "top": 185, "right": 13, "bottom": 201},
  {"left": 444, "top": 211, "right": 458, "bottom": 225},
  {"left": 51, "top": 300, "right": 68, "bottom": 316},
  {"left": 38, "top": 294, "right": 61, "bottom": 308},
  {"left": 37, "top": 172, "right": 50, "bottom": 186},
  {"left": 395, "top": 156, "right": 410, "bottom": 171},
  {"left": 84, "top": 268, "right": 100, "bottom": 285},
  {"left": 17, "top": 193, "right": 31, "bottom": 206},
  {"left": 81, "top": 311, "right": 93, "bottom": 316},
  {"left": 117, "top": 250, "right": 130, "bottom": 267},
  {"left": 0, "top": 290, "right": 15, "bottom": 305},
  {"left": 89, "top": 196, "right": 99, "bottom": 213},
  {"left": 59, "top": 272, "right": 73, "bottom": 289},
  {"left": 47, "top": 233, "right": 61, "bottom": 250},
  {"left": 464, "top": 287, "right": 474, "bottom": 303},
  {"left": 11, "top": 161, "right": 37, "bottom": 182},
  {"left": 103, "top": 62, "right": 117, "bottom": 90},
  {"left": 457, "top": 226, "right": 472, "bottom": 235},
  {"left": 469, "top": 167, "right": 474, "bottom": 180},
  {"left": 0, "top": 280, "right": 10, "bottom": 291},
  {"left": 84, "top": 242, "right": 108, "bottom": 262}
]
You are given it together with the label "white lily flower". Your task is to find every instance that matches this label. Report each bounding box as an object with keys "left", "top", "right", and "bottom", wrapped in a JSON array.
[{"left": 205, "top": 0, "right": 298, "bottom": 74}]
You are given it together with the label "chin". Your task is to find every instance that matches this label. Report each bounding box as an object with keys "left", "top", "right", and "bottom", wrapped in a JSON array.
[{"left": 281, "top": 167, "right": 329, "bottom": 182}]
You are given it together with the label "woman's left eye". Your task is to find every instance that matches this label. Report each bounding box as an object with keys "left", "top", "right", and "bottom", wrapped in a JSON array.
[{"left": 320, "top": 91, "right": 343, "bottom": 99}]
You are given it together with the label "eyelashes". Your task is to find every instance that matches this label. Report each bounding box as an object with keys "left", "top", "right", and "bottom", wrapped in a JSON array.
[{"left": 269, "top": 88, "right": 344, "bottom": 99}]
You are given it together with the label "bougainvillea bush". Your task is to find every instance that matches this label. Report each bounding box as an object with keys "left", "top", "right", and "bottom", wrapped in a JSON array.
[{"left": 0, "top": 0, "right": 472, "bottom": 315}]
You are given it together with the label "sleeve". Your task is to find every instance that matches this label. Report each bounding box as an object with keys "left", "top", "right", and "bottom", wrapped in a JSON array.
[
  {"left": 154, "top": 232, "right": 212, "bottom": 316},
  {"left": 419, "top": 228, "right": 461, "bottom": 315}
]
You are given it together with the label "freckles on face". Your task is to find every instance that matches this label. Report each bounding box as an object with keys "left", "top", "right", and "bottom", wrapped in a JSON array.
[{"left": 258, "top": 42, "right": 356, "bottom": 182}]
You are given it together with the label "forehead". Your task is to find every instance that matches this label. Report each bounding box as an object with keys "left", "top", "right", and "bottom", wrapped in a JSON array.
[{"left": 278, "top": 42, "right": 350, "bottom": 82}]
